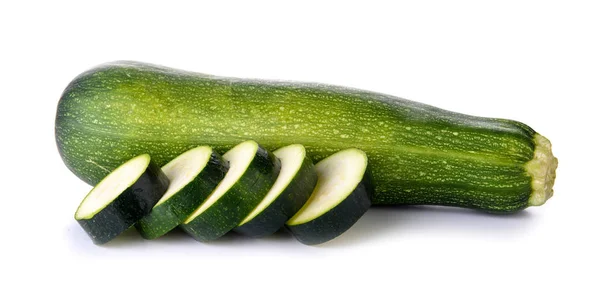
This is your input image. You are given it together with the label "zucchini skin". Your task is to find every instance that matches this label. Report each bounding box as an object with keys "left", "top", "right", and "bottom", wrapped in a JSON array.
[
  {"left": 56, "top": 61, "right": 554, "bottom": 213},
  {"left": 287, "top": 167, "right": 374, "bottom": 245},
  {"left": 235, "top": 154, "right": 317, "bottom": 238},
  {"left": 135, "top": 152, "right": 229, "bottom": 239},
  {"left": 76, "top": 159, "right": 169, "bottom": 245},
  {"left": 181, "top": 144, "right": 281, "bottom": 242}
]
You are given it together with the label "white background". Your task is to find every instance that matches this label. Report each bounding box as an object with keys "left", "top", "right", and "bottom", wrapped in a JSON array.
[{"left": 1, "top": 1, "right": 598, "bottom": 295}]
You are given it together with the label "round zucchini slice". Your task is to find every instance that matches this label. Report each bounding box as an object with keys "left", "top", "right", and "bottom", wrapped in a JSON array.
[
  {"left": 74, "top": 154, "right": 169, "bottom": 245},
  {"left": 286, "top": 148, "right": 374, "bottom": 245},
  {"left": 180, "top": 140, "right": 281, "bottom": 242},
  {"left": 135, "top": 146, "right": 229, "bottom": 239},
  {"left": 235, "top": 144, "right": 317, "bottom": 237}
]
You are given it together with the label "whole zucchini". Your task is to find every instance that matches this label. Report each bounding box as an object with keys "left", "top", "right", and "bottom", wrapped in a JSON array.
[{"left": 55, "top": 61, "right": 558, "bottom": 213}]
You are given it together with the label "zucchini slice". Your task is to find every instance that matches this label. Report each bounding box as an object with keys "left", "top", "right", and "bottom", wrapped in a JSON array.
[
  {"left": 235, "top": 144, "right": 317, "bottom": 237},
  {"left": 180, "top": 140, "right": 281, "bottom": 242},
  {"left": 74, "top": 154, "right": 169, "bottom": 245},
  {"left": 286, "top": 148, "right": 373, "bottom": 245},
  {"left": 135, "top": 146, "right": 229, "bottom": 239}
]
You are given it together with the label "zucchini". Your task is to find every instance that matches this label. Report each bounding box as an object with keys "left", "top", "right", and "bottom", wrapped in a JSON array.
[
  {"left": 135, "top": 146, "right": 228, "bottom": 239},
  {"left": 74, "top": 154, "right": 169, "bottom": 244},
  {"left": 235, "top": 144, "right": 317, "bottom": 237},
  {"left": 180, "top": 140, "right": 280, "bottom": 242},
  {"left": 56, "top": 61, "right": 558, "bottom": 213},
  {"left": 286, "top": 148, "right": 373, "bottom": 245}
]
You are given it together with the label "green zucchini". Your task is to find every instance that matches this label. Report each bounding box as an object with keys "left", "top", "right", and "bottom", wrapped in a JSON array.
[
  {"left": 286, "top": 148, "right": 373, "bottom": 245},
  {"left": 135, "top": 146, "right": 228, "bottom": 239},
  {"left": 74, "top": 154, "right": 169, "bottom": 244},
  {"left": 56, "top": 61, "right": 558, "bottom": 213},
  {"left": 180, "top": 140, "right": 280, "bottom": 242},
  {"left": 235, "top": 144, "right": 317, "bottom": 238}
]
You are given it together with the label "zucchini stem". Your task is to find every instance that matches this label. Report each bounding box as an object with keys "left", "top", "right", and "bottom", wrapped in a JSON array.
[{"left": 526, "top": 134, "right": 558, "bottom": 206}]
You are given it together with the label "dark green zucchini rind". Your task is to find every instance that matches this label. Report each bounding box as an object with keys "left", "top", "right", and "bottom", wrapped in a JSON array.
[
  {"left": 181, "top": 141, "right": 281, "bottom": 242},
  {"left": 235, "top": 144, "right": 318, "bottom": 238},
  {"left": 286, "top": 149, "right": 374, "bottom": 245},
  {"left": 75, "top": 154, "right": 169, "bottom": 245},
  {"left": 135, "top": 148, "right": 229, "bottom": 239}
]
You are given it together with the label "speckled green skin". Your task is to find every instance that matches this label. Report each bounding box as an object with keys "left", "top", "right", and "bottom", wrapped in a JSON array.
[
  {"left": 180, "top": 145, "right": 281, "bottom": 242},
  {"left": 286, "top": 164, "right": 374, "bottom": 245},
  {"left": 135, "top": 152, "right": 228, "bottom": 239},
  {"left": 56, "top": 61, "right": 539, "bottom": 213},
  {"left": 235, "top": 154, "right": 317, "bottom": 238},
  {"left": 76, "top": 158, "right": 169, "bottom": 245}
]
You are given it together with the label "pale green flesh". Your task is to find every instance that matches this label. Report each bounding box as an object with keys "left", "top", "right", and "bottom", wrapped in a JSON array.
[
  {"left": 287, "top": 149, "right": 367, "bottom": 225},
  {"left": 239, "top": 144, "right": 305, "bottom": 225},
  {"left": 184, "top": 141, "right": 258, "bottom": 223},
  {"left": 155, "top": 146, "right": 213, "bottom": 207},
  {"left": 75, "top": 154, "right": 150, "bottom": 219}
]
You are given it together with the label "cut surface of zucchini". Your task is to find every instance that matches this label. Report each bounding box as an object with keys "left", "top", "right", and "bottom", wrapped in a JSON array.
[
  {"left": 235, "top": 144, "right": 317, "bottom": 237},
  {"left": 135, "top": 146, "right": 228, "bottom": 239},
  {"left": 286, "top": 148, "right": 373, "bottom": 245},
  {"left": 181, "top": 140, "right": 280, "bottom": 242},
  {"left": 74, "top": 154, "right": 169, "bottom": 244}
]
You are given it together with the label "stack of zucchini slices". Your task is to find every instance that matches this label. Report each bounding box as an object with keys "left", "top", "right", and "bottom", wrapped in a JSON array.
[{"left": 74, "top": 141, "right": 373, "bottom": 246}]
